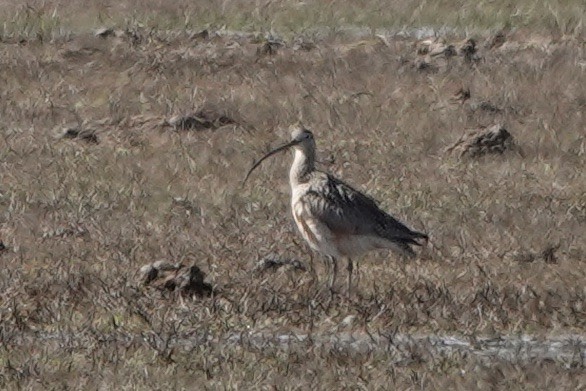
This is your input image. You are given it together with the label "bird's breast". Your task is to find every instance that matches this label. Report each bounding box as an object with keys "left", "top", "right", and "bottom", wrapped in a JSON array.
[
  {"left": 293, "top": 211, "right": 320, "bottom": 249},
  {"left": 291, "top": 198, "right": 344, "bottom": 258}
]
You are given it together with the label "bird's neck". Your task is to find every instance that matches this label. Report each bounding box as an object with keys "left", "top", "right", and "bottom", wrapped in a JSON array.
[{"left": 290, "top": 148, "right": 315, "bottom": 185}]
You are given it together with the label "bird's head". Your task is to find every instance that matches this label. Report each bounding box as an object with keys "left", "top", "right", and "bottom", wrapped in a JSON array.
[
  {"left": 289, "top": 124, "right": 315, "bottom": 153},
  {"left": 243, "top": 124, "right": 315, "bottom": 184}
]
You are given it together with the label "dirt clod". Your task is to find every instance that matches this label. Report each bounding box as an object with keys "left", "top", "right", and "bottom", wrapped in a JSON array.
[
  {"left": 189, "top": 29, "right": 210, "bottom": 40},
  {"left": 451, "top": 87, "right": 471, "bottom": 104},
  {"left": 468, "top": 101, "right": 502, "bottom": 114},
  {"left": 166, "top": 109, "right": 236, "bottom": 131},
  {"left": 446, "top": 124, "right": 518, "bottom": 158},
  {"left": 254, "top": 255, "right": 307, "bottom": 273},
  {"left": 541, "top": 244, "right": 561, "bottom": 264},
  {"left": 94, "top": 27, "right": 115, "bottom": 38},
  {"left": 458, "top": 38, "right": 477, "bottom": 62},
  {"left": 486, "top": 30, "right": 508, "bottom": 49},
  {"left": 513, "top": 244, "right": 561, "bottom": 264},
  {"left": 293, "top": 38, "right": 316, "bottom": 52},
  {"left": 60, "top": 125, "right": 99, "bottom": 144},
  {"left": 140, "top": 261, "right": 213, "bottom": 297},
  {"left": 257, "top": 39, "right": 284, "bottom": 56},
  {"left": 415, "top": 37, "right": 479, "bottom": 68}
]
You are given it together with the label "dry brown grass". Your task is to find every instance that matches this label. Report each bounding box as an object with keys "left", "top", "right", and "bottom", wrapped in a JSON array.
[
  {"left": 1, "top": 0, "right": 585, "bottom": 38},
  {"left": 1, "top": 1, "right": 585, "bottom": 389}
]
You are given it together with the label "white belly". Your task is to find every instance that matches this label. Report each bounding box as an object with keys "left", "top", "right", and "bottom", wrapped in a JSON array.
[{"left": 292, "top": 209, "right": 340, "bottom": 257}]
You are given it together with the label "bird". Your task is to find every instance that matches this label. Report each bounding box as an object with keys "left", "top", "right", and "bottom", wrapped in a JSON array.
[{"left": 244, "top": 125, "right": 429, "bottom": 295}]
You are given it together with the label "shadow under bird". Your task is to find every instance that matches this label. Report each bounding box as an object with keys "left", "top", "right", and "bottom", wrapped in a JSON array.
[{"left": 244, "top": 125, "right": 429, "bottom": 294}]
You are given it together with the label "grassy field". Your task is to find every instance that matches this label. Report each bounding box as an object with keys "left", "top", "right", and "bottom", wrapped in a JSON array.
[
  {"left": 1, "top": 0, "right": 585, "bottom": 39},
  {"left": 1, "top": 0, "right": 585, "bottom": 389}
]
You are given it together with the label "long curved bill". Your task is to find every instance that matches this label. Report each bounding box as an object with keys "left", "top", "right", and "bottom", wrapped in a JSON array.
[{"left": 243, "top": 140, "right": 299, "bottom": 184}]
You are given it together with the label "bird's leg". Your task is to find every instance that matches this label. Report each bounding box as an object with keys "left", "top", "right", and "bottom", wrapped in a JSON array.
[
  {"left": 346, "top": 258, "right": 353, "bottom": 297},
  {"left": 308, "top": 251, "right": 318, "bottom": 285},
  {"left": 328, "top": 256, "right": 338, "bottom": 292},
  {"left": 322, "top": 255, "right": 330, "bottom": 285}
]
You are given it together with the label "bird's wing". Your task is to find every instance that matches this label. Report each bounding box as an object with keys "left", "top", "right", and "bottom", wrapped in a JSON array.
[{"left": 302, "top": 173, "right": 425, "bottom": 243}]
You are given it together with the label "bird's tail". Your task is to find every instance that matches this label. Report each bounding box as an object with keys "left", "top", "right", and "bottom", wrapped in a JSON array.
[
  {"left": 410, "top": 230, "right": 429, "bottom": 245},
  {"left": 397, "top": 229, "right": 428, "bottom": 247},
  {"left": 392, "top": 230, "right": 428, "bottom": 258}
]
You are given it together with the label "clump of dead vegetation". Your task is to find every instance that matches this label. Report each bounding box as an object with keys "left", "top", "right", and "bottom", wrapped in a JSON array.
[
  {"left": 164, "top": 107, "right": 237, "bottom": 131},
  {"left": 446, "top": 124, "right": 520, "bottom": 158},
  {"left": 51, "top": 106, "right": 237, "bottom": 146},
  {"left": 57, "top": 123, "right": 100, "bottom": 144},
  {"left": 253, "top": 254, "right": 307, "bottom": 273},
  {"left": 512, "top": 244, "right": 561, "bottom": 264},
  {"left": 140, "top": 261, "right": 213, "bottom": 298},
  {"left": 414, "top": 37, "right": 479, "bottom": 70},
  {"left": 256, "top": 36, "right": 285, "bottom": 56},
  {"left": 485, "top": 29, "right": 510, "bottom": 49}
]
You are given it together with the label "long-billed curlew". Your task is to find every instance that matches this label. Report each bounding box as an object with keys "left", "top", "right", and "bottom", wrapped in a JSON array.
[{"left": 245, "top": 125, "right": 429, "bottom": 294}]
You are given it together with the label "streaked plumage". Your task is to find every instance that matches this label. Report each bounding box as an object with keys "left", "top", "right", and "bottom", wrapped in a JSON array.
[{"left": 245, "top": 125, "right": 428, "bottom": 294}]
